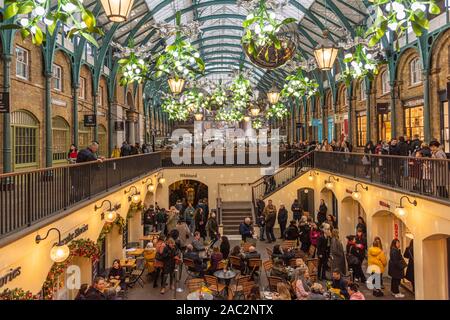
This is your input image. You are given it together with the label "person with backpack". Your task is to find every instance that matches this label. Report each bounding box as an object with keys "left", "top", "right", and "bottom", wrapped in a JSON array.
[{"left": 156, "top": 209, "right": 168, "bottom": 236}]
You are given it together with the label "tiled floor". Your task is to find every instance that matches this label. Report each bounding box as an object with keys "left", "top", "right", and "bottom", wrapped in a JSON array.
[{"left": 126, "top": 236, "right": 415, "bottom": 301}]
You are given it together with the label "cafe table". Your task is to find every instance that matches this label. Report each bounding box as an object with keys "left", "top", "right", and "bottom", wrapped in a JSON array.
[
  {"left": 214, "top": 270, "right": 237, "bottom": 297},
  {"left": 107, "top": 279, "right": 121, "bottom": 290},
  {"left": 126, "top": 248, "right": 144, "bottom": 257},
  {"left": 120, "top": 258, "right": 136, "bottom": 269},
  {"left": 187, "top": 291, "right": 214, "bottom": 300}
]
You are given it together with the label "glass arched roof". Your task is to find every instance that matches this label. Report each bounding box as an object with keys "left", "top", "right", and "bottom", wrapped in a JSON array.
[{"left": 84, "top": 0, "right": 370, "bottom": 90}]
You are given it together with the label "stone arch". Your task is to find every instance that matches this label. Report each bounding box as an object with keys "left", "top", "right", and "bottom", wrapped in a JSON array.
[
  {"left": 298, "top": 187, "right": 315, "bottom": 217},
  {"left": 340, "top": 196, "right": 367, "bottom": 240},
  {"left": 319, "top": 187, "right": 339, "bottom": 224},
  {"left": 422, "top": 233, "right": 450, "bottom": 299},
  {"left": 396, "top": 47, "right": 421, "bottom": 88},
  {"left": 371, "top": 210, "right": 412, "bottom": 253},
  {"left": 168, "top": 179, "right": 209, "bottom": 207}
]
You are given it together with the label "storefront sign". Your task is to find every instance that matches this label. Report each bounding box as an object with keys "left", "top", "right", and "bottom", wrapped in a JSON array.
[
  {"left": 0, "top": 267, "right": 21, "bottom": 288},
  {"left": 180, "top": 173, "right": 197, "bottom": 178},
  {"left": 0, "top": 92, "right": 10, "bottom": 113},
  {"left": 379, "top": 201, "right": 391, "bottom": 209},
  {"left": 61, "top": 224, "right": 89, "bottom": 245},
  {"left": 83, "top": 114, "right": 96, "bottom": 127},
  {"left": 114, "top": 121, "right": 125, "bottom": 132},
  {"left": 51, "top": 98, "right": 67, "bottom": 107},
  {"left": 377, "top": 103, "right": 390, "bottom": 114},
  {"left": 403, "top": 98, "right": 424, "bottom": 108}
]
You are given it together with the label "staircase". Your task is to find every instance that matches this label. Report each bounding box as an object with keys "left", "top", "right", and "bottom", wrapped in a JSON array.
[{"left": 220, "top": 201, "right": 254, "bottom": 239}]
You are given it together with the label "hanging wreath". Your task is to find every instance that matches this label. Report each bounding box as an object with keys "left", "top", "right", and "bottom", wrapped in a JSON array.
[
  {"left": 281, "top": 69, "right": 319, "bottom": 99},
  {"left": 0, "top": 288, "right": 39, "bottom": 300},
  {"left": 1, "top": 0, "right": 103, "bottom": 46},
  {"left": 42, "top": 238, "right": 100, "bottom": 300}
]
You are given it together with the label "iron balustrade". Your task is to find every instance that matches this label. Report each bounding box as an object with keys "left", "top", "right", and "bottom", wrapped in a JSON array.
[
  {"left": 313, "top": 151, "right": 450, "bottom": 202},
  {"left": 0, "top": 153, "right": 161, "bottom": 239}
]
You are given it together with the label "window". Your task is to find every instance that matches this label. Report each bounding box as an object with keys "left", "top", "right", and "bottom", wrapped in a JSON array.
[
  {"left": 11, "top": 111, "right": 39, "bottom": 170},
  {"left": 378, "top": 112, "right": 392, "bottom": 142},
  {"left": 381, "top": 71, "right": 391, "bottom": 94},
  {"left": 360, "top": 81, "right": 367, "bottom": 101},
  {"left": 356, "top": 111, "right": 367, "bottom": 147},
  {"left": 52, "top": 117, "right": 70, "bottom": 163},
  {"left": 78, "top": 122, "right": 93, "bottom": 149},
  {"left": 343, "top": 89, "right": 348, "bottom": 106},
  {"left": 98, "top": 125, "right": 107, "bottom": 157},
  {"left": 52, "top": 64, "right": 62, "bottom": 91},
  {"left": 410, "top": 57, "right": 422, "bottom": 85},
  {"left": 15, "top": 46, "right": 29, "bottom": 80},
  {"left": 404, "top": 106, "right": 424, "bottom": 141},
  {"left": 442, "top": 102, "right": 449, "bottom": 152},
  {"left": 79, "top": 77, "right": 86, "bottom": 100}
]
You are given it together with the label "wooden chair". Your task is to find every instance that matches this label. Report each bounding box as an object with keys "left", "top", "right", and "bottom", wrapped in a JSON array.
[
  {"left": 265, "top": 247, "right": 273, "bottom": 259},
  {"left": 247, "top": 258, "right": 262, "bottom": 283},
  {"left": 281, "top": 240, "right": 297, "bottom": 251},
  {"left": 267, "top": 276, "right": 283, "bottom": 292},
  {"left": 186, "top": 278, "right": 204, "bottom": 293},
  {"left": 262, "top": 260, "right": 273, "bottom": 279},
  {"left": 217, "top": 260, "right": 227, "bottom": 270},
  {"left": 228, "top": 256, "right": 243, "bottom": 274},
  {"left": 204, "top": 275, "right": 226, "bottom": 297},
  {"left": 183, "top": 258, "right": 201, "bottom": 282},
  {"left": 143, "top": 249, "right": 156, "bottom": 274},
  {"left": 229, "top": 275, "right": 254, "bottom": 300},
  {"left": 127, "top": 257, "right": 146, "bottom": 288}
]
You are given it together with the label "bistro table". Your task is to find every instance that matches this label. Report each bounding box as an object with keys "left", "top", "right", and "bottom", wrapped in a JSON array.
[
  {"left": 187, "top": 291, "right": 214, "bottom": 300},
  {"left": 120, "top": 258, "right": 136, "bottom": 269},
  {"left": 125, "top": 248, "right": 144, "bottom": 257},
  {"left": 214, "top": 270, "right": 237, "bottom": 298}
]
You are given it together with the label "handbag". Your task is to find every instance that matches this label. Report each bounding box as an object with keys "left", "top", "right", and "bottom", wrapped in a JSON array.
[
  {"left": 362, "top": 156, "right": 370, "bottom": 165},
  {"left": 347, "top": 254, "right": 359, "bottom": 266}
]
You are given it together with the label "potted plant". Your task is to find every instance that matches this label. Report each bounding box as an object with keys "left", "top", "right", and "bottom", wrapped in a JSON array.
[
  {"left": 1, "top": 0, "right": 103, "bottom": 46},
  {"left": 241, "top": 0, "right": 297, "bottom": 69}
]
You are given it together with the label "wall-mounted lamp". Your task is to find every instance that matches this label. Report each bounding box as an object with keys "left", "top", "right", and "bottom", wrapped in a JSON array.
[
  {"left": 395, "top": 196, "right": 417, "bottom": 217},
  {"left": 352, "top": 183, "right": 368, "bottom": 201},
  {"left": 158, "top": 174, "right": 166, "bottom": 185},
  {"left": 142, "top": 178, "right": 155, "bottom": 193},
  {"left": 124, "top": 186, "right": 141, "bottom": 203},
  {"left": 325, "top": 176, "right": 339, "bottom": 190},
  {"left": 94, "top": 199, "right": 120, "bottom": 223},
  {"left": 35, "top": 228, "right": 70, "bottom": 263},
  {"left": 308, "top": 170, "right": 319, "bottom": 182}
]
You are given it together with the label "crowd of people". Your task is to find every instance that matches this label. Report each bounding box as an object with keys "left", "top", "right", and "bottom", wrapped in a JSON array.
[{"left": 242, "top": 197, "right": 415, "bottom": 299}]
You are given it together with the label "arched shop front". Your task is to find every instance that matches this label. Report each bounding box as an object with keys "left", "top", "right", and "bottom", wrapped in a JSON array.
[
  {"left": 298, "top": 188, "right": 314, "bottom": 218},
  {"left": 422, "top": 234, "right": 450, "bottom": 300},
  {"left": 169, "top": 180, "right": 209, "bottom": 207},
  {"left": 340, "top": 197, "right": 367, "bottom": 240},
  {"left": 320, "top": 188, "right": 339, "bottom": 225}
]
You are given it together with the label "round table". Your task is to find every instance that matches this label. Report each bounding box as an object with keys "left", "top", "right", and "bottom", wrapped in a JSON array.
[
  {"left": 214, "top": 270, "right": 237, "bottom": 298},
  {"left": 187, "top": 291, "right": 214, "bottom": 300}
]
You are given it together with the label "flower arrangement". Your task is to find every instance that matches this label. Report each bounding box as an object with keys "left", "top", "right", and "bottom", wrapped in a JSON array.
[
  {"left": 265, "top": 102, "right": 289, "bottom": 120},
  {"left": 230, "top": 72, "right": 252, "bottom": 109},
  {"left": 118, "top": 54, "right": 149, "bottom": 86},
  {"left": 241, "top": 0, "right": 296, "bottom": 60},
  {"left": 0, "top": 288, "right": 39, "bottom": 300},
  {"left": 154, "top": 12, "right": 204, "bottom": 81},
  {"left": 1, "top": 0, "right": 103, "bottom": 46},
  {"left": 215, "top": 107, "right": 245, "bottom": 122},
  {"left": 367, "top": 0, "right": 440, "bottom": 48},
  {"left": 281, "top": 69, "right": 319, "bottom": 99},
  {"left": 208, "top": 86, "right": 228, "bottom": 108},
  {"left": 42, "top": 238, "right": 100, "bottom": 300},
  {"left": 182, "top": 88, "right": 209, "bottom": 112},
  {"left": 252, "top": 118, "right": 264, "bottom": 129}
]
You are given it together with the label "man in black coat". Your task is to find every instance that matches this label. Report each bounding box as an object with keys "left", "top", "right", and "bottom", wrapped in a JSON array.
[
  {"left": 264, "top": 202, "right": 277, "bottom": 243},
  {"left": 277, "top": 204, "right": 288, "bottom": 239},
  {"left": 285, "top": 220, "right": 299, "bottom": 241},
  {"left": 409, "top": 134, "right": 422, "bottom": 154},
  {"left": 76, "top": 141, "right": 102, "bottom": 163},
  {"left": 317, "top": 229, "right": 331, "bottom": 281},
  {"left": 85, "top": 277, "right": 107, "bottom": 300},
  {"left": 239, "top": 217, "right": 253, "bottom": 242}
]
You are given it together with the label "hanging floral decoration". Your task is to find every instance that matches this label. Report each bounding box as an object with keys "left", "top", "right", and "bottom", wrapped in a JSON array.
[
  {"left": 112, "top": 41, "right": 153, "bottom": 86},
  {"left": 2, "top": 0, "right": 103, "bottom": 46},
  {"left": 97, "top": 215, "right": 126, "bottom": 245},
  {"left": 367, "top": 0, "right": 440, "bottom": 48},
  {"left": 265, "top": 102, "right": 289, "bottom": 120},
  {"left": 0, "top": 288, "right": 39, "bottom": 300},
  {"left": 154, "top": 12, "right": 205, "bottom": 81},
  {"left": 42, "top": 238, "right": 100, "bottom": 300},
  {"left": 208, "top": 85, "right": 228, "bottom": 109},
  {"left": 182, "top": 88, "right": 209, "bottom": 112},
  {"left": 161, "top": 94, "right": 190, "bottom": 121},
  {"left": 128, "top": 200, "right": 144, "bottom": 218},
  {"left": 281, "top": 69, "right": 319, "bottom": 99},
  {"left": 252, "top": 118, "right": 264, "bottom": 129},
  {"left": 215, "top": 106, "right": 245, "bottom": 122}
]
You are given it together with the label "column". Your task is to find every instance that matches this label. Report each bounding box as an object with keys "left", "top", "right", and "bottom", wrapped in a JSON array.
[
  {"left": 366, "top": 79, "right": 372, "bottom": 143},
  {"left": 72, "top": 85, "right": 79, "bottom": 148},
  {"left": 45, "top": 71, "right": 53, "bottom": 167},
  {"left": 2, "top": 53, "right": 12, "bottom": 173},
  {"left": 422, "top": 69, "right": 431, "bottom": 142},
  {"left": 347, "top": 85, "right": 353, "bottom": 145},
  {"left": 93, "top": 91, "right": 98, "bottom": 142}
]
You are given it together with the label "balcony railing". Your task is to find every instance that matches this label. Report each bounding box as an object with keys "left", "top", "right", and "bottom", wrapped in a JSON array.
[
  {"left": 314, "top": 151, "right": 450, "bottom": 202},
  {"left": 0, "top": 153, "right": 161, "bottom": 240}
]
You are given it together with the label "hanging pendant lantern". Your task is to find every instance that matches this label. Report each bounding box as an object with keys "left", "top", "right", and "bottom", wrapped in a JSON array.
[
  {"left": 168, "top": 78, "right": 186, "bottom": 95},
  {"left": 314, "top": 30, "right": 339, "bottom": 71},
  {"left": 100, "top": 0, "right": 135, "bottom": 23},
  {"left": 267, "top": 84, "right": 281, "bottom": 105}
]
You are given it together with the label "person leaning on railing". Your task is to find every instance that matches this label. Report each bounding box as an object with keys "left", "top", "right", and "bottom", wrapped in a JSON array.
[{"left": 76, "top": 141, "right": 104, "bottom": 163}]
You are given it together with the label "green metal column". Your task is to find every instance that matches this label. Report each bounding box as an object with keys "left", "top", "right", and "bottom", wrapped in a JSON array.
[
  {"left": 2, "top": 53, "right": 12, "bottom": 173},
  {"left": 107, "top": 89, "right": 114, "bottom": 156},
  {"left": 143, "top": 97, "right": 149, "bottom": 144},
  {"left": 422, "top": 69, "right": 431, "bottom": 142},
  {"left": 93, "top": 91, "right": 98, "bottom": 142},
  {"left": 72, "top": 85, "right": 79, "bottom": 148},
  {"left": 365, "top": 79, "right": 372, "bottom": 143},
  {"left": 44, "top": 72, "right": 53, "bottom": 167},
  {"left": 347, "top": 85, "right": 353, "bottom": 145}
]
